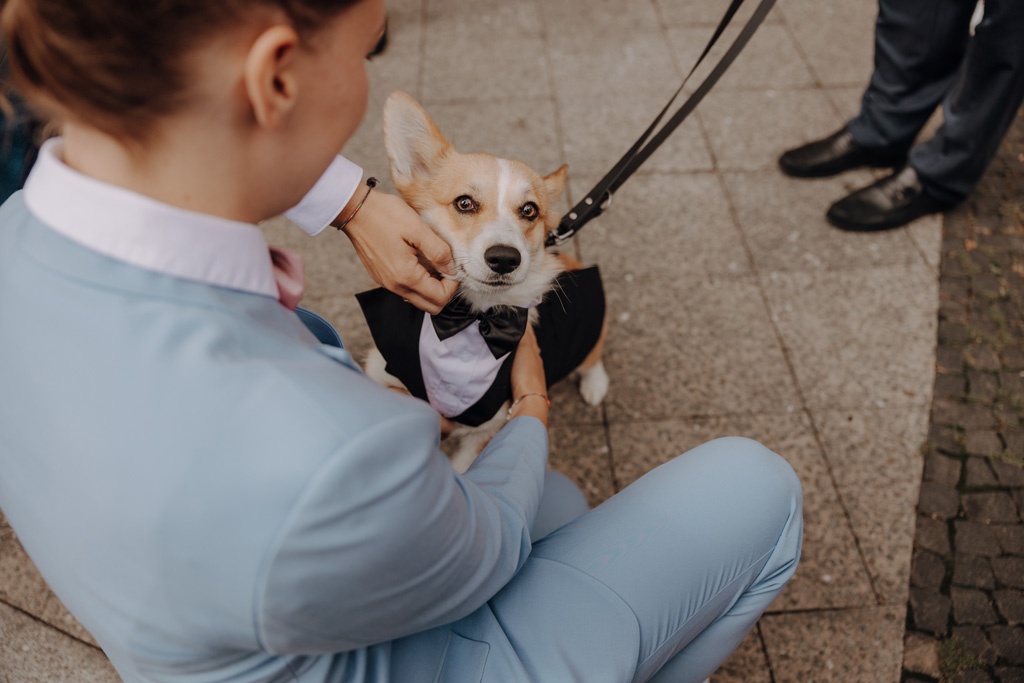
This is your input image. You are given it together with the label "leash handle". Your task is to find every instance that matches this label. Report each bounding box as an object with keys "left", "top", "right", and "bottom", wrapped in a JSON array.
[{"left": 546, "top": 0, "right": 777, "bottom": 247}]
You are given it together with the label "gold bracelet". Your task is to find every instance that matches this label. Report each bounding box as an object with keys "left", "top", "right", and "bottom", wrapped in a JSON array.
[
  {"left": 335, "top": 177, "right": 378, "bottom": 232},
  {"left": 507, "top": 392, "right": 550, "bottom": 420}
]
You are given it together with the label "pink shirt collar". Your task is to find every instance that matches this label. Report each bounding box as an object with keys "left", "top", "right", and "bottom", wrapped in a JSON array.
[{"left": 23, "top": 138, "right": 279, "bottom": 299}]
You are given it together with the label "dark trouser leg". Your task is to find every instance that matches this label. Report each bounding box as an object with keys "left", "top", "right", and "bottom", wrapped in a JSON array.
[
  {"left": 847, "top": 0, "right": 975, "bottom": 152},
  {"left": 0, "top": 96, "right": 40, "bottom": 204},
  {"left": 910, "top": 0, "right": 1024, "bottom": 204}
]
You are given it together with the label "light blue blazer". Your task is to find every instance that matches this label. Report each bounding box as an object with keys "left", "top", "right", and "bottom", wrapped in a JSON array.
[{"left": 0, "top": 197, "right": 554, "bottom": 682}]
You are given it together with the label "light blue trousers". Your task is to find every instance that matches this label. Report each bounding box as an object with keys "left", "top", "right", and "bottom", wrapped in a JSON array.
[
  {"left": 297, "top": 311, "right": 803, "bottom": 682},
  {"left": 392, "top": 436, "right": 804, "bottom": 683}
]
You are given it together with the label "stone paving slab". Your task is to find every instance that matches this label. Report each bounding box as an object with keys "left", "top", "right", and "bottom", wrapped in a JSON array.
[
  {"left": 762, "top": 605, "right": 906, "bottom": 682},
  {"left": 723, "top": 169, "right": 933, "bottom": 272},
  {"left": 816, "top": 407, "right": 929, "bottom": 605},
  {"left": 0, "top": 601, "right": 116, "bottom": 683},
  {"left": 763, "top": 265, "right": 938, "bottom": 413},
  {"left": 601, "top": 276, "right": 802, "bottom": 422},
  {"left": 0, "top": 0, "right": 946, "bottom": 681}
]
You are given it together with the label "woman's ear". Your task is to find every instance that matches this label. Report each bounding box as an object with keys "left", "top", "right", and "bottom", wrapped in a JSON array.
[{"left": 243, "top": 24, "right": 301, "bottom": 129}]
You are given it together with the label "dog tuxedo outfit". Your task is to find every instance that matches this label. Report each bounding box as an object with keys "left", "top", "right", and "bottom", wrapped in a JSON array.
[{"left": 356, "top": 266, "right": 605, "bottom": 426}]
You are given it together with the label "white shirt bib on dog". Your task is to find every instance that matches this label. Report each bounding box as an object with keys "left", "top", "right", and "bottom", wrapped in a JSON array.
[{"left": 418, "top": 315, "right": 509, "bottom": 418}]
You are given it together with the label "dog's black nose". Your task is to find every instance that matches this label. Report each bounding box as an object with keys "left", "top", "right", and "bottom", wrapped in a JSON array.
[{"left": 484, "top": 245, "right": 521, "bottom": 274}]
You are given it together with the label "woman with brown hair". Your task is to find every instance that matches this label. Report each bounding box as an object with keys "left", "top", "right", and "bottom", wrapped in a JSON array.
[{"left": 0, "top": 2, "right": 803, "bottom": 682}]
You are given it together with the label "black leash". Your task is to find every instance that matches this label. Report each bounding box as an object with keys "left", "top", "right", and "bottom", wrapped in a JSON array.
[{"left": 546, "top": 0, "right": 777, "bottom": 248}]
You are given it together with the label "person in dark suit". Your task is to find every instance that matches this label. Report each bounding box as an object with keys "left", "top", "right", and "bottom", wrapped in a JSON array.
[{"left": 780, "top": 0, "right": 1024, "bottom": 232}]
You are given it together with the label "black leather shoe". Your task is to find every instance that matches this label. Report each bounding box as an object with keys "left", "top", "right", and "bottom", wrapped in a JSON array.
[
  {"left": 779, "top": 128, "right": 906, "bottom": 178},
  {"left": 826, "top": 166, "right": 953, "bottom": 232}
]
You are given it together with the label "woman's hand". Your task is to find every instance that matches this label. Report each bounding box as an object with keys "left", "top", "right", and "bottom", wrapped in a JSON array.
[
  {"left": 508, "top": 325, "right": 549, "bottom": 425},
  {"left": 338, "top": 189, "right": 458, "bottom": 314}
]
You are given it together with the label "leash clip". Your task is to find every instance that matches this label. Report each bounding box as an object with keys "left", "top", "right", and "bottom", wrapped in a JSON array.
[{"left": 545, "top": 223, "right": 575, "bottom": 248}]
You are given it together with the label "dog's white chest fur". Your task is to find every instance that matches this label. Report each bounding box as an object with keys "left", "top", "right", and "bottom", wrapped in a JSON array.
[{"left": 418, "top": 315, "right": 508, "bottom": 418}]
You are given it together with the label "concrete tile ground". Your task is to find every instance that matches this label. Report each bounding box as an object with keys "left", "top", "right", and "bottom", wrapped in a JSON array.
[{"left": 0, "top": 0, "right": 943, "bottom": 681}]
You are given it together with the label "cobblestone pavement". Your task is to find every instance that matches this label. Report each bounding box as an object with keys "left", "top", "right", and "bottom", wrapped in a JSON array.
[{"left": 902, "top": 111, "right": 1024, "bottom": 683}]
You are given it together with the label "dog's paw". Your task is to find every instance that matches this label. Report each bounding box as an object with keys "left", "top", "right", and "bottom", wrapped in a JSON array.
[{"left": 578, "top": 361, "right": 609, "bottom": 406}]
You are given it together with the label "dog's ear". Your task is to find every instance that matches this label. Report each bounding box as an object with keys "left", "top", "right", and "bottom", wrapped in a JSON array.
[
  {"left": 383, "top": 91, "right": 451, "bottom": 189},
  {"left": 542, "top": 163, "right": 569, "bottom": 200}
]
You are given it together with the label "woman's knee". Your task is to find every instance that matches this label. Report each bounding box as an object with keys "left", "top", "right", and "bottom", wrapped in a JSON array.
[
  {"left": 688, "top": 436, "right": 801, "bottom": 498},
  {"left": 643, "top": 436, "right": 803, "bottom": 535},
  {"left": 712, "top": 436, "right": 798, "bottom": 489},
  {"left": 678, "top": 437, "right": 803, "bottom": 567}
]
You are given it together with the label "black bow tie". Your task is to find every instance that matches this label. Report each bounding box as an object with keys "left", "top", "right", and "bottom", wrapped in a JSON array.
[{"left": 431, "top": 298, "right": 528, "bottom": 358}]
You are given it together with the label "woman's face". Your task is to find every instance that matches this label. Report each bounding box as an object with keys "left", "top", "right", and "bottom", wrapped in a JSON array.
[{"left": 303, "top": 0, "right": 387, "bottom": 151}]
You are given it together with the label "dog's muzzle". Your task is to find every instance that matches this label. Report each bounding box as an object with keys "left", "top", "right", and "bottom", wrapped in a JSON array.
[{"left": 484, "top": 244, "right": 521, "bottom": 275}]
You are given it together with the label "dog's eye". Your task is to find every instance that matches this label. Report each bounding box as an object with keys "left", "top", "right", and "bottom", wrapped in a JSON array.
[
  {"left": 519, "top": 202, "right": 539, "bottom": 221},
  {"left": 454, "top": 196, "right": 478, "bottom": 214}
]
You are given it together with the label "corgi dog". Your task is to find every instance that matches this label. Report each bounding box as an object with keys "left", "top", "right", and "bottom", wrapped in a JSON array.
[{"left": 358, "top": 91, "right": 608, "bottom": 472}]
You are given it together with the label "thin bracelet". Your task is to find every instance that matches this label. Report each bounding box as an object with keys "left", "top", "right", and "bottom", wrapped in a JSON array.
[
  {"left": 507, "top": 392, "right": 550, "bottom": 420},
  {"left": 335, "top": 177, "right": 378, "bottom": 232}
]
